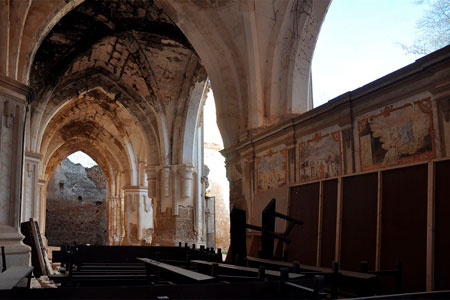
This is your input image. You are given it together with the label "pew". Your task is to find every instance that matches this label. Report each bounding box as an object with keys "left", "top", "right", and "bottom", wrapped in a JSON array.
[
  {"left": 0, "top": 267, "right": 34, "bottom": 290},
  {"left": 49, "top": 243, "right": 220, "bottom": 287},
  {"left": 137, "top": 257, "right": 214, "bottom": 282},
  {"left": 0, "top": 246, "right": 34, "bottom": 290},
  {"left": 191, "top": 260, "right": 303, "bottom": 280},
  {"left": 246, "top": 256, "right": 379, "bottom": 297}
]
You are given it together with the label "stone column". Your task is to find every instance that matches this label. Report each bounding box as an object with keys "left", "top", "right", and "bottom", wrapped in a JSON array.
[
  {"left": 0, "top": 75, "right": 32, "bottom": 268},
  {"left": 37, "top": 179, "right": 47, "bottom": 238},
  {"left": 179, "top": 165, "right": 195, "bottom": 199},
  {"left": 123, "top": 186, "right": 153, "bottom": 245},
  {"left": 21, "top": 152, "right": 42, "bottom": 223},
  {"left": 160, "top": 166, "right": 171, "bottom": 212},
  {"left": 107, "top": 195, "right": 123, "bottom": 245},
  {"left": 145, "top": 166, "right": 158, "bottom": 198}
]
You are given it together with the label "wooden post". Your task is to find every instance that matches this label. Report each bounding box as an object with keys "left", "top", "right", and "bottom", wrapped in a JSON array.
[
  {"left": 426, "top": 162, "right": 435, "bottom": 291},
  {"left": 335, "top": 177, "right": 343, "bottom": 263},
  {"left": 316, "top": 181, "right": 324, "bottom": 267},
  {"left": 375, "top": 171, "right": 383, "bottom": 272}
]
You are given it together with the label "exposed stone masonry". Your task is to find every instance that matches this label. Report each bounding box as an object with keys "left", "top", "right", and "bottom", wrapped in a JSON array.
[{"left": 45, "top": 159, "right": 107, "bottom": 246}]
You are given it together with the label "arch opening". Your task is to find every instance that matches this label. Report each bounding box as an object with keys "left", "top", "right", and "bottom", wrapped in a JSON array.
[
  {"left": 45, "top": 152, "right": 107, "bottom": 246},
  {"left": 203, "top": 87, "right": 230, "bottom": 254}
]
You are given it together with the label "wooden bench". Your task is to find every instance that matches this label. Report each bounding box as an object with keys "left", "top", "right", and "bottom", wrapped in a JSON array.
[
  {"left": 246, "top": 256, "right": 380, "bottom": 297},
  {"left": 0, "top": 266, "right": 34, "bottom": 290},
  {"left": 246, "top": 256, "right": 376, "bottom": 280},
  {"left": 191, "top": 260, "right": 303, "bottom": 279},
  {"left": 137, "top": 257, "right": 214, "bottom": 282}
]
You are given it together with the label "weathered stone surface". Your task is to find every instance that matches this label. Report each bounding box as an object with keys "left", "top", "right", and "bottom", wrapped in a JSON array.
[
  {"left": 46, "top": 159, "right": 107, "bottom": 245},
  {"left": 47, "top": 159, "right": 106, "bottom": 204},
  {"left": 2, "top": 0, "right": 331, "bottom": 259}
]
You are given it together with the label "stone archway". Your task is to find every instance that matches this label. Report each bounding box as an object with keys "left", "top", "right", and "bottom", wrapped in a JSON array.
[
  {"left": 35, "top": 89, "right": 151, "bottom": 245},
  {"left": 0, "top": 0, "right": 330, "bottom": 266}
]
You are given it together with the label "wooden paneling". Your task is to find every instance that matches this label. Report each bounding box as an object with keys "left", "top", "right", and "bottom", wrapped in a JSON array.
[
  {"left": 381, "top": 165, "right": 427, "bottom": 292},
  {"left": 341, "top": 173, "right": 378, "bottom": 271},
  {"left": 434, "top": 160, "right": 450, "bottom": 290},
  {"left": 288, "top": 183, "right": 319, "bottom": 265},
  {"left": 320, "top": 179, "right": 338, "bottom": 268}
]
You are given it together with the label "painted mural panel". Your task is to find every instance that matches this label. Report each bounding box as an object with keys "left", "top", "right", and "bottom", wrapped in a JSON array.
[
  {"left": 256, "top": 148, "right": 287, "bottom": 191},
  {"left": 358, "top": 98, "right": 435, "bottom": 171},
  {"left": 298, "top": 131, "right": 342, "bottom": 182}
]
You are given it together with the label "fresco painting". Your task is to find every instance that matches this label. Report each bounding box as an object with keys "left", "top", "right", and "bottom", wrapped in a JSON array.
[
  {"left": 256, "top": 149, "right": 287, "bottom": 191},
  {"left": 298, "top": 131, "right": 342, "bottom": 182},
  {"left": 358, "top": 98, "right": 435, "bottom": 171}
]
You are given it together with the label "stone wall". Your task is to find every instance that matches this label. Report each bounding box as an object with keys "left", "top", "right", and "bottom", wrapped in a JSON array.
[
  {"left": 208, "top": 181, "right": 230, "bottom": 251},
  {"left": 45, "top": 159, "right": 107, "bottom": 246}
]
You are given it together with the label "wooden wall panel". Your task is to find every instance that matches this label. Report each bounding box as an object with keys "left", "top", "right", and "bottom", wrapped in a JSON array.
[
  {"left": 381, "top": 165, "right": 427, "bottom": 292},
  {"left": 435, "top": 160, "right": 450, "bottom": 290},
  {"left": 289, "top": 183, "right": 320, "bottom": 265},
  {"left": 320, "top": 179, "right": 338, "bottom": 268},
  {"left": 341, "top": 173, "right": 378, "bottom": 271}
]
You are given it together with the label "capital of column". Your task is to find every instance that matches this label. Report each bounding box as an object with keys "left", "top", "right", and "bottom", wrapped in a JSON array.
[
  {"left": 177, "top": 165, "right": 195, "bottom": 199},
  {"left": 0, "top": 74, "right": 33, "bottom": 105},
  {"left": 145, "top": 166, "right": 159, "bottom": 198},
  {"left": 123, "top": 186, "right": 148, "bottom": 194},
  {"left": 24, "top": 151, "right": 43, "bottom": 162}
]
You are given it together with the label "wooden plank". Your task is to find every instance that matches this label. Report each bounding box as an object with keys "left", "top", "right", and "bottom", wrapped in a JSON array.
[
  {"left": 341, "top": 173, "right": 378, "bottom": 272},
  {"left": 335, "top": 177, "right": 343, "bottom": 262},
  {"left": 426, "top": 162, "right": 435, "bottom": 291},
  {"left": 321, "top": 180, "right": 338, "bottom": 268},
  {"left": 288, "top": 183, "right": 319, "bottom": 265},
  {"left": 0, "top": 266, "right": 33, "bottom": 290},
  {"left": 191, "top": 260, "right": 303, "bottom": 279},
  {"left": 247, "top": 256, "right": 293, "bottom": 268},
  {"left": 30, "top": 219, "right": 47, "bottom": 276},
  {"left": 375, "top": 171, "right": 382, "bottom": 272},
  {"left": 137, "top": 258, "right": 214, "bottom": 281},
  {"left": 316, "top": 181, "right": 324, "bottom": 267},
  {"left": 381, "top": 165, "right": 427, "bottom": 292},
  {"left": 434, "top": 159, "right": 450, "bottom": 290}
]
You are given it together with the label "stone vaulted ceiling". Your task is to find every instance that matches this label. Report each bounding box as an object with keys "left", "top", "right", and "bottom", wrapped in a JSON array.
[
  {"left": 30, "top": 0, "right": 193, "bottom": 96},
  {"left": 29, "top": 0, "right": 207, "bottom": 173}
]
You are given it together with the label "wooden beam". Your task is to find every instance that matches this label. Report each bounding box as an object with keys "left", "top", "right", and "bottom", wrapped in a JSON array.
[
  {"left": 316, "top": 181, "right": 324, "bottom": 267},
  {"left": 375, "top": 171, "right": 383, "bottom": 272},
  {"left": 335, "top": 177, "right": 343, "bottom": 263},
  {"left": 426, "top": 162, "right": 436, "bottom": 291}
]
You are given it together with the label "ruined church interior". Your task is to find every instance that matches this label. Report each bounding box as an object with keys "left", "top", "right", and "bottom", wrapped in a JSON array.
[{"left": 1, "top": 0, "right": 450, "bottom": 298}]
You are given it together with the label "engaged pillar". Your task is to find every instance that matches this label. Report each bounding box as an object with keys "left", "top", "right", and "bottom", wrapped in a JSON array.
[
  {"left": 21, "top": 152, "right": 43, "bottom": 223},
  {"left": 123, "top": 186, "right": 153, "bottom": 244},
  {"left": 0, "top": 75, "right": 32, "bottom": 267}
]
